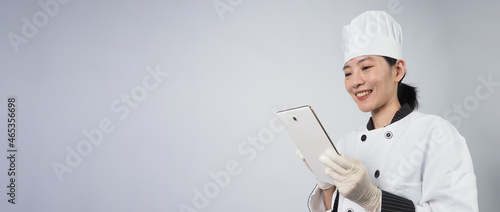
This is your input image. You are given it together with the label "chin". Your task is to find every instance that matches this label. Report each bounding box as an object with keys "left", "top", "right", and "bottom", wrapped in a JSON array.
[
  {"left": 358, "top": 106, "right": 371, "bottom": 113},
  {"left": 351, "top": 95, "right": 374, "bottom": 112}
]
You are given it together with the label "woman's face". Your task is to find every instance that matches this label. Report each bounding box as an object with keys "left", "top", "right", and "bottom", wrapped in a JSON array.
[{"left": 343, "top": 55, "right": 403, "bottom": 113}]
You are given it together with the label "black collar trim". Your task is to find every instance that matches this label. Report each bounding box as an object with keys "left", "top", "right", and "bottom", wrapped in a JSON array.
[{"left": 366, "top": 103, "right": 413, "bottom": 131}]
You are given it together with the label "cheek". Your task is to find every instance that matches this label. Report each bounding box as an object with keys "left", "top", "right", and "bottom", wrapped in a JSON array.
[
  {"left": 344, "top": 79, "right": 351, "bottom": 93},
  {"left": 373, "top": 76, "right": 394, "bottom": 96},
  {"left": 367, "top": 72, "right": 386, "bottom": 90}
]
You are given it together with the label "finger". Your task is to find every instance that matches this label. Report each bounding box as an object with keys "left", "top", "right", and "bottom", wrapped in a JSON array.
[
  {"left": 320, "top": 155, "right": 349, "bottom": 176},
  {"left": 344, "top": 154, "right": 361, "bottom": 164},
  {"left": 326, "top": 152, "right": 355, "bottom": 171},
  {"left": 296, "top": 149, "right": 305, "bottom": 160},
  {"left": 325, "top": 167, "right": 347, "bottom": 182},
  {"left": 325, "top": 149, "right": 337, "bottom": 156}
]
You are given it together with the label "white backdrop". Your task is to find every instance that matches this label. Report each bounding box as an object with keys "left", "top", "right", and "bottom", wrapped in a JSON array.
[{"left": 1, "top": 0, "right": 499, "bottom": 211}]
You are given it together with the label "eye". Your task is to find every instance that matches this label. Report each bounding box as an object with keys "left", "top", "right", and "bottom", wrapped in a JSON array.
[
  {"left": 362, "top": 66, "right": 372, "bottom": 71},
  {"left": 344, "top": 72, "right": 351, "bottom": 77}
]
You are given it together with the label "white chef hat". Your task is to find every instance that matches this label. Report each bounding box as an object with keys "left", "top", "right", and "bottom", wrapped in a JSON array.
[{"left": 342, "top": 11, "right": 403, "bottom": 64}]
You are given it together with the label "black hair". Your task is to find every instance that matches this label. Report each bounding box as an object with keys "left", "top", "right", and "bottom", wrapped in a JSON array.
[{"left": 382, "top": 56, "right": 419, "bottom": 110}]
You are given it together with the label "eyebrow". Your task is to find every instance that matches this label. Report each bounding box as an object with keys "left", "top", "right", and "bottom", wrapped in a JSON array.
[{"left": 343, "top": 56, "right": 375, "bottom": 71}]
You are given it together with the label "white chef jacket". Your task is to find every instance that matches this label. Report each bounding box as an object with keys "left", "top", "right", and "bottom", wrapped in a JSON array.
[{"left": 308, "top": 109, "right": 478, "bottom": 212}]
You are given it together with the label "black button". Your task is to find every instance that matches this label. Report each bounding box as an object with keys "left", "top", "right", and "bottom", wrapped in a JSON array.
[
  {"left": 361, "top": 134, "right": 366, "bottom": 142},
  {"left": 346, "top": 208, "right": 354, "bottom": 212},
  {"left": 374, "top": 170, "right": 380, "bottom": 178},
  {"left": 385, "top": 131, "right": 393, "bottom": 139}
]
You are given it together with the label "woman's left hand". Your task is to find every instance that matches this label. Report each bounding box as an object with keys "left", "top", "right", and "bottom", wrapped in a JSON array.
[
  {"left": 296, "top": 149, "right": 334, "bottom": 190},
  {"left": 320, "top": 149, "right": 381, "bottom": 212}
]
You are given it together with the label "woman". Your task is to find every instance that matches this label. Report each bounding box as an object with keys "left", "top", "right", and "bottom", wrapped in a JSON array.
[{"left": 305, "top": 11, "right": 478, "bottom": 212}]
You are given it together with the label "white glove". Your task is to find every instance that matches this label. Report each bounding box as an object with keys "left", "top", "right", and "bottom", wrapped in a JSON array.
[
  {"left": 296, "top": 149, "right": 334, "bottom": 190},
  {"left": 320, "top": 149, "right": 381, "bottom": 212}
]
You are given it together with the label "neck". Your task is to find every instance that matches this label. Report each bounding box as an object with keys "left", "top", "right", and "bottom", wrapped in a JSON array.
[{"left": 371, "top": 100, "right": 401, "bottom": 129}]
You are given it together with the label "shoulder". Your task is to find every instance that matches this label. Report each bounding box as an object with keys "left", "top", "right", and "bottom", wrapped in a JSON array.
[
  {"left": 407, "top": 111, "right": 451, "bottom": 125},
  {"left": 408, "top": 111, "right": 459, "bottom": 130},
  {"left": 404, "top": 111, "right": 466, "bottom": 147}
]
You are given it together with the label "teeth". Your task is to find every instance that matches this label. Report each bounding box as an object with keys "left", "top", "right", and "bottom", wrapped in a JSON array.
[{"left": 356, "top": 90, "right": 372, "bottom": 97}]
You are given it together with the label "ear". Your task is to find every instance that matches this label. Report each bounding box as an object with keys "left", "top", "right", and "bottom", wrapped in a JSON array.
[{"left": 394, "top": 59, "right": 406, "bottom": 83}]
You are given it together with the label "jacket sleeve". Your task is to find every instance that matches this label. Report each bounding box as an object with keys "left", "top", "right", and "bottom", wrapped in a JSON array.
[
  {"left": 308, "top": 185, "right": 329, "bottom": 212},
  {"left": 381, "top": 190, "right": 415, "bottom": 211},
  {"left": 413, "top": 119, "right": 478, "bottom": 211},
  {"left": 311, "top": 185, "right": 417, "bottom": 211}
]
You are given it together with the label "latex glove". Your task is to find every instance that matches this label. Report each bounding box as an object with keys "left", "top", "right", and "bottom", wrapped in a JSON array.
[
  {"left": 320, "top": 149, "right": 381, "bottom": 212},
  {"left": 296, "top": 149, "right": 334, "bottom": 190}
]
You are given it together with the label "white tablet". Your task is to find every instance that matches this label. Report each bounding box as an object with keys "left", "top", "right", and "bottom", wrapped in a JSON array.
[{"left": 276, "top": 105, "right": 338, "bottom": 184}]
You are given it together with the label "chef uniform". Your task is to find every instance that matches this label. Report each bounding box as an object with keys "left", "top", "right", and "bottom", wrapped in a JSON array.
[
  {"left": 307, "top": 11, "right": 478, "bottom": 212},
  {"left": 308, "top": 104, "right": 478, "bottom": 211}
]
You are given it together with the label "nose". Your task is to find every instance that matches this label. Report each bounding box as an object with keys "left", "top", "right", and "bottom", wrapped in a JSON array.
[{"left": 351, "top": 71, "right": 365, "bottom": 88}]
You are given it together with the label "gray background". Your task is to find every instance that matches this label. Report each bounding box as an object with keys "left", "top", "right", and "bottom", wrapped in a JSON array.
[{"left": 0, "top": 0, "right": 498, "bottom": 211}]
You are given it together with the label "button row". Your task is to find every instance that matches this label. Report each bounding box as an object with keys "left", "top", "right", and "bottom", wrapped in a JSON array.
[{"left": 360, "top": 131, "right": 393, "bottom": 142}]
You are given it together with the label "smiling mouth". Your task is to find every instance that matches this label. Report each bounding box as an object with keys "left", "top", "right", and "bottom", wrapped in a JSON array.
[{"left": 356, "top": 90, "right": 372, "bottom": 97}]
